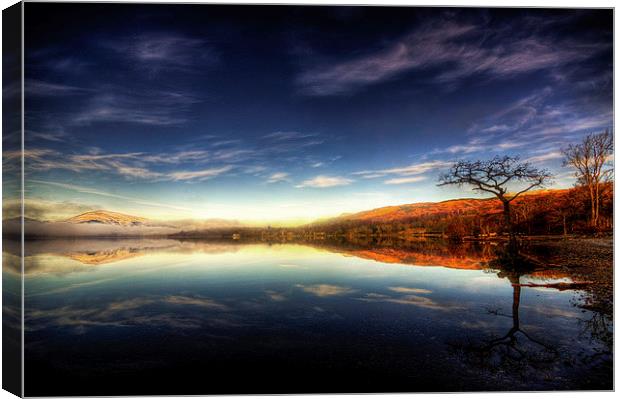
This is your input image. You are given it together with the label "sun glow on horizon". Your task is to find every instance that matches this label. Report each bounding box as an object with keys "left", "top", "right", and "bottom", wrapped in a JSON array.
[{"left": 18, "top": 173, "right": 582, "bottom": 227}]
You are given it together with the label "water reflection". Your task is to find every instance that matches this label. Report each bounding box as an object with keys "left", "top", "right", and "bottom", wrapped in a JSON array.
[
  {"left": 5, "top": 237, "right": 612, "bottom": 394},
  {"left": 452, "top": 269, "right": 562, "bottom": 388},
  {"left": 453, "top": 248, "right": 611, "bottom": 390}
]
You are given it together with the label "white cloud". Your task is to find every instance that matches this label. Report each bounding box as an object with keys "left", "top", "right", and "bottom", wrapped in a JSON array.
[
  {"left": 168, "top": 166, "right": 233, "bottom": 181},
  {"left": 435, "top": 138, "right": 526, "bottom": 156},
  {"left": 212, "top": 149, "right": 254, "bottom": 161},
  {"left": 380, "top": 161, "right": 450, "bottom": 176},
  {"left": 107, "top": 163, "right": 164, "bottom": 179},
  {"left": 141, "top": 150, "right": 210, "bottom": 164},
  {"left": 384, "top": 176, "right": 427, "bottom": 185},
  {"left": 354, "top": 160, "right": 450, "bottom": 179},
  {"left": 266, "top": 172, "right": 290, "bottom": 183},
  {"left": 524, "top": 151, "right": 564, "bottom": 164},
  {"left": 295, "top": 175, "right": 353, "bottom": 188}
]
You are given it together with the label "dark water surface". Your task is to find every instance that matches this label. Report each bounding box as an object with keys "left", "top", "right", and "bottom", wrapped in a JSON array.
[{"left": 9, "top": 238, "right": 612, "bottom": 395}]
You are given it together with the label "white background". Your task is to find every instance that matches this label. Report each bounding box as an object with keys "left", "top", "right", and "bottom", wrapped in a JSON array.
[{"left": 0, "top": 1, "right": 617, "bottom": 398}]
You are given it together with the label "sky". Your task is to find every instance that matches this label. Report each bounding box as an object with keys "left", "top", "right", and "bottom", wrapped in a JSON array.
[{"left": 19, "top": 4, "right": 613, "bottom": 224}]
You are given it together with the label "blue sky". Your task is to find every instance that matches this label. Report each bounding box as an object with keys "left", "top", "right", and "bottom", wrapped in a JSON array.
[{"left": 21, "top": 4, "right": 612, "bottom": 224}]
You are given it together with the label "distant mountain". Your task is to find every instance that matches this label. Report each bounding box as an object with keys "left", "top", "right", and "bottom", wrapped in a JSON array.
[{"left": 66, "top": 210, "right": 148, "bottom": 226}]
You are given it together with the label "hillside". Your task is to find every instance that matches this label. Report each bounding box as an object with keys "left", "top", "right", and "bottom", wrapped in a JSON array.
[
  {"left": 322, "top": 189, "right": 571, "bottom": 225},
  {"left": 334, "top": 198, "right": 497, "bottom": 223},
  {"left": 66, "top": 210, "right": 148, "bottom": 226},
  {"left": 295, "top": 188, "right": 599, "bottom": 238}
]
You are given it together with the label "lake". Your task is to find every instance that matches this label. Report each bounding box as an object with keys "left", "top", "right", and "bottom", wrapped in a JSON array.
[{"left": 5, "top": 238, "right": 612, "bottom": 395}]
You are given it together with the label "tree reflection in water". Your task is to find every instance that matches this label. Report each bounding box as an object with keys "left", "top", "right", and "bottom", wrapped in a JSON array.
[
  {"left": 452, "top": 247, "right": 611, "bottom": 389},
  {"left": 465, "top": 268, "right": 559, "bottom": 371}
]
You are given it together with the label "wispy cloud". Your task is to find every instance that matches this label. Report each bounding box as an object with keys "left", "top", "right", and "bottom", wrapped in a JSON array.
[
  {"left": 384, "top": 176, "right": 427, "bottom": 185},
  {"left": 168, "top": 166, "right": 233, "bottom": 182},
  {"left": 22, "top": 147, "right": 238, "bottom": 183},
  {"left": 20, "top": 127, "right": 336, "bottom": 185},
  {"left": 108, "top": 164, "right": 164, "bottom": 179},
  {"left": 72, "top": 89, "right": 201, "bottom": 126},
  {"left": 262, "top": 131, "right": 318, "bottom": 141},
  {"left": 297, "top": 16, "right": 607, "bottom": 96},
  {"left": 354, "top": 160, "right": 450, "bottom": 184},
  {"left": 465, "top": 88, "right": 613, "bottom": 151},
  {"left": 432, "top": 137, "right": 525, "bottom": 157},
  {"left": 297, "top": 21, "right": 473, "bottom": 95},
  {"left": 25, "top": 79, "right": 91, "bottom": 97},
  {"left": 27, "top": 37, "right": 209, "bottom": 130},
  {"left": 108, "top": 33, "right": 218, "bottom": 73},
  {"left": 211, "top": 149, "right": 254, "bottom": 162},
  {"left": 260, "top": 131, "right": 325, "bottom": 156},
  {"left": 466, "top": 88, "right": 551, "bottom": 136},
  {"left": 295, "top": 175, "right": 353, "bottom": 188},
  {"left": 524, "top": 151, "right": 563, "bottom": 164},
  {"left": 30, "top": 180, "right": 192, "bottom": 211},
  {"left": 266, "top": 172, "right": 290, "bottom": 183},
  {"left": 211, "top": 139, "right": 242, "bottom": 147},
  {"left": 26, "top": 129, "right": 68, "bottom": 143},
  {"left": 141, "top": 150, "right": 211, "bottom": 164}
]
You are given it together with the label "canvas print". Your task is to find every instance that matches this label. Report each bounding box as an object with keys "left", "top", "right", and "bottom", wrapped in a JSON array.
[{"left": 2, "top": 2, "right": 614, "bottom": 396}]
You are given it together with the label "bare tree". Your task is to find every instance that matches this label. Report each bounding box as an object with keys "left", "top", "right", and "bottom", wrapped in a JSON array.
[
  {"left": 438, "top": 156, "right": 552, "bottom": 237},
  {"left": 563, "top": 130, "right": 613, "bottom": 229}
]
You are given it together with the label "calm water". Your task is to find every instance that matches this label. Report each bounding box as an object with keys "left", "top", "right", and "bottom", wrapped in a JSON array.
[{"left": 6, "top": 238, "right": 613, "bottom": 394}]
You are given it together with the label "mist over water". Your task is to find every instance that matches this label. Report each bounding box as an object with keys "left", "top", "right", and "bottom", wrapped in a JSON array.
[{"left": 7, "top": 238, "right": 612, "bottom": 395}]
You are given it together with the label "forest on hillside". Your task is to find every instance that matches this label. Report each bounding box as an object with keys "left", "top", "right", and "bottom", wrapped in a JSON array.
[{"left": 295, "top": 183, "right": 613, "bottom": 241}]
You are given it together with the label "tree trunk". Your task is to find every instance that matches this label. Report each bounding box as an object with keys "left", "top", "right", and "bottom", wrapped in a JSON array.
[
  {"left": 512, "top": 283, "right": 521, "bottom": 330},
  {"left": 563, "top": 215, "right": 567, "bottom": 236},
  {"left": 502, "top": 200, "right": 513, "bottom": 236},
  {"left": 589, "top": 185, "right": 596, "bottom": 228},
  {"left": 594, "top": 182, "right": 600, "bottom": 229},
  {"left": 503, "top": 200, "right": 518, "bottom": 250}
]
